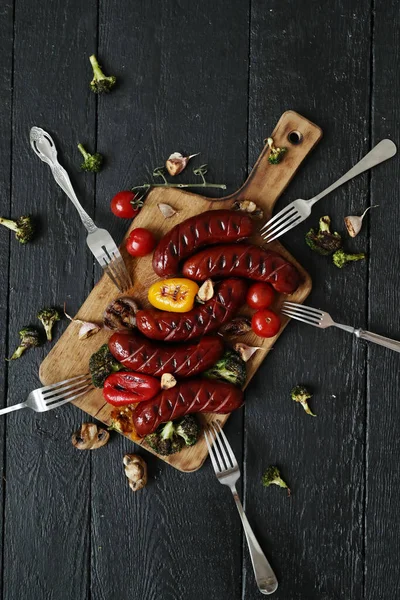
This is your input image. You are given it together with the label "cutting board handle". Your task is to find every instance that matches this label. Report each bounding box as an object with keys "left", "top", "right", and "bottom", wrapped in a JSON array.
[{"left": 231, "top": 111, "right": 323, "bottom": 218}]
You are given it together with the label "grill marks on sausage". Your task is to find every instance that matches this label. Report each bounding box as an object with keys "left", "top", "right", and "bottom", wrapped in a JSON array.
[{"left": 153, "top": 210, "right": 253, "bottom": 276}]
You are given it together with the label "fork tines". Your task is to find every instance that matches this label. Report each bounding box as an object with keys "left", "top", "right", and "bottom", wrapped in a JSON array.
[
  {"left": 260, "top": 206, "right": 303, "bottom": 243},
  {"left": 101, "top": 246, "right": 132, "bottom": 293},
  {"left": 204, "top": 422, "right": 238, "bottom": 474},
  {"left": 42, "top": 373, "right": 93, "bottom": 408},
  {"left": 281, "top": 301, "right": 324, "bottom": 327}
]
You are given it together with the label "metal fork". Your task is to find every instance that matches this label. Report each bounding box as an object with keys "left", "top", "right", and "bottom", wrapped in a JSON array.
[
  {"left": 260, "top": 139, "right": 397, "bottom": 243},
  {"left": 204, "top": 422, "right": 278, "bottom": 595},
  {"left": 30, "top": 127, "right": 132, "bottom": 292},
  {"left": 0, "top": 373, "right": 93, "bottom": 416},
  {"left": 282, "top": 301, "right": 400, "bottom": 353}
]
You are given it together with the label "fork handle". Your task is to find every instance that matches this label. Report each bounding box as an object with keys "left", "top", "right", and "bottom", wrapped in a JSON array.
[
  {"left": 0, "top": 402, "right": 27, "bottom": 415},
  {"left": 50, "top": 163, "right": 98, "bottom": 234},
  {"left": 355, "top": 329, "right": 400, "bottom": 353},
  {"left": 231, "top": 486, "right": 278, "bottom": 595},
  {"left": 309, "top": 139, "right": 397, "bottom": 206}
]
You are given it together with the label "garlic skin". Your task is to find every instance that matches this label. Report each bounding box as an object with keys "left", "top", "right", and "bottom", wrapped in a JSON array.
[
  {"left": 165, "top": 152, "right": 200, "bottom": 176},
  {"left": 64, "top": 304, "right": 101, "bottom": 340},
  {"left": 158, "top": 203, "right": 177, "bottom": 218},
  {"left": 233, "top": 343, "right": 262, "bottom": 362},
  {"left": 344, "top": 205, "right": 379, "bottom": 237}
]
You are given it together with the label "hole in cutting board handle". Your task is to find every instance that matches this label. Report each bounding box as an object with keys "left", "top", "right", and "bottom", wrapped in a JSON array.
[{"left": 287, "top": 130, "right": 303, "bottom": 145}]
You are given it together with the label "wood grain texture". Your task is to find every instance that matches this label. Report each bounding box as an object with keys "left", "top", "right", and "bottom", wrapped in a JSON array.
[
  {"left": 243, "top": 1, "right": 372, "bottom": 599},
  {"left": 39, "top": 110, "right": 321, "bottom": 474},
  {"left": 2, "top": 1, "right": 97, "bottom": 599},
  {"left": 365, "top": 2, "right": 400, "bottom": 599},
  {"left": 0, "top": 0, "right": 14, "bottom": 591}
]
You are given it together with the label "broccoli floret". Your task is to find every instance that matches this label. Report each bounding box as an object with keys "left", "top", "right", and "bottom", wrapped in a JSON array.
[
  {"left": 89, "top": 54, "right": 116, "bottom": 94},
  {"left": 332, "top": 249, "right": 366, "bottom": 269},
  {"left": 268, "top": 146, "right": 287, "bottom": 165},
  {"left": 305, "top": 215, "right": 342, "bottom": 256},
  {"left": 204, "top": 350, "right": 247, "bottom": 388},
  {"left": 145, "top": 415, "right": 201, "bottom": 456},
  {"left": 0, "top": 215, "right": 34, "bottom": 244},
  {"left": 8, "top": 326, "right": 42, "bottom": 360},
  {"left": 262, "top": 466, "right": 291, "bottom": 495},
  {"left": 77, "top": 143, "right": 103, "bottom": 173},
  {"left": 37, "top": 307, "right": 61, "bottom": 341},
  {"left": 89, "top": 344, "right": 125, "bottom": 388},
  {"left": 291, "top": 385, "right": 316, "bottom": 417}
]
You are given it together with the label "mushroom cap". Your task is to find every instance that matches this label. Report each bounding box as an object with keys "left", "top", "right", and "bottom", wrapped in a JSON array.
[{"left": 72, "top": 423, "right": 110, "bottom": 450}]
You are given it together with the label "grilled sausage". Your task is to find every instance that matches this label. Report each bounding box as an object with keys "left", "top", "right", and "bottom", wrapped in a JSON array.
[
  {"left": 182, "top": 243, "right": 301, "bottom": 294},
  {"left": 136, "top": 278, "right": 248, "bottom": 342},
  {"left": 152, "top": 210, "right": 253, "bottom": 277},
  {"left": 133, "top": 379, "right": 244, "bottom": 436},
  {"left": 108, "top": 331, "right": 224, "bottom": 378}
]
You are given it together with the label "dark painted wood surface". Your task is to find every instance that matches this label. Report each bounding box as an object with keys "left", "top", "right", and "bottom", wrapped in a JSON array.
[{"left": 0, "top": 1, "right": 398, "bottom": 599}]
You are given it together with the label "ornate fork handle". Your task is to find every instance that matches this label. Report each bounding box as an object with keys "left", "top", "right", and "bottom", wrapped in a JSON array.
[{"left": 50, "top": 163, "right": 97, "bottom": 234}]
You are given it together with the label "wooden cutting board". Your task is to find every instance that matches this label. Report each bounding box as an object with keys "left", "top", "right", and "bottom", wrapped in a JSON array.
[{"left": 39, "top": 110, "right": 322, "bottom": 472}]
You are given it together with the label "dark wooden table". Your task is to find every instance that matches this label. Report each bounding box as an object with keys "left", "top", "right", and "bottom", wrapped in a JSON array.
[{"left": 1, "top": 1, "right": 399, "bottom": 599}]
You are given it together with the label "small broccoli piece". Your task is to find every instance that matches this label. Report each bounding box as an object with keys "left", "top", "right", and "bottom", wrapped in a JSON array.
[
  {"left": 204, "top": 350, "right": 247, "bottom": 388},
  {"left": 89, "top": 344, "right": 125, "bottom": 388},
  {"left": 291, "top": 385, "right": 316, "bottom": 416},
  {"left": 0, "top": 215, "right": 34, "bottom": 244},
  {"left": 332, "top": 249, "right": 366, "bottom": 269},
  {"left": 8, "top": 326, "right": 42, "bottom": 360},
  {"left": 89, "top": 54, "right": 116, "bottom": 94},
  {"left": 37, "top": 307, "right": 61, "bottom": 341},
  {"left": 77, "top": 143, "right": 103, "bottom": 173},
  {"left": 145, "top": 415, "right": 200, "bottom": 456},
  {"left": 262, "top": 466, "right": 291, "bottom": 495},
  {"left": 305, "top": 215, "right": 342, "bottom": 256},
  {"left": 268, "top": 146, "right": 287, "bottom": 165}
]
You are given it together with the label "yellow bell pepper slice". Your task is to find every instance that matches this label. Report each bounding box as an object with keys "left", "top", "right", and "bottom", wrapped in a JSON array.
[{"left": 148, "top": 278, "right": 199, "bottom": 313}]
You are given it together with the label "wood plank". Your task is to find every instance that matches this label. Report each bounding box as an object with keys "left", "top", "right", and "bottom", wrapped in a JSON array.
[
  {"left": 0, "top": 0, "right": 14, "bottom": 591},
  {"left": 39, "top": 110, "right": 321, "bottom": 472},
  {"left": 365, "top": 2, "right": 400, "bottom": 598},
  {"left": 91, "top": 2, "right": 251, "bottom": 599},
  {"left": 243, "top": 1, "right": 372, "bottom": 598},
  {"left": 2, "top": 1, "right": 97, "bottom": 599}
]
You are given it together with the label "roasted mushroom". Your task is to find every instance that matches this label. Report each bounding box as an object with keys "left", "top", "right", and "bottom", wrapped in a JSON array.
[
  {"left": 103, "top": 297, "right": 139, "bottom": 331},
  {"left": 72, "top": 423, "right": 110, "bottom": 450},
  {"left": 123, "top": 454, "right": 148, "bottom": 491}
]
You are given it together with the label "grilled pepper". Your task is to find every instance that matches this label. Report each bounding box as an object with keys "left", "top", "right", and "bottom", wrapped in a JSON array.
[
  {"left": 148, "top": 278, "right": 199, "bottom": 313},
  {"left": 103, "top": 372, "right": 161, "bottom": 407}
]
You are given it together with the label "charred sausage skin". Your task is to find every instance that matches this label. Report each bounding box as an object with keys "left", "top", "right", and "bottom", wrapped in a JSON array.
[
  {"left": 133, "top": 379, "right": 244, "bottom": 436},
  {"left": 108, "top": 331, "right": 224, "bottom": 378},
  {"left": 182, "top": 243, "right": 301, "bottom": 294},
  {"left": 136, "top": 278, "right": 248, "bottom": 342},
  {"left": 152, "top": 210, "right": 253, "bottom": 277}
]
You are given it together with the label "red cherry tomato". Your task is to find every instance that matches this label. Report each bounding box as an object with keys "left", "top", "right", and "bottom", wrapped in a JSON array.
[
  {"left": 126, "top": 228, "right": 156, "bottom": 257},
  {"left": 251, "top": 308, "right": 281, "bottom": 338},
  {"left": 246, "top": 282, "right": 275, "bottom": 309},
  {"left": 111, "top": 191, "right": 141, "bottom": 219}
]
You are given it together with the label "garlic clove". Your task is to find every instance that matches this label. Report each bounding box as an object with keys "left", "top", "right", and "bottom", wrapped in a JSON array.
[
  {"left": 161, "top": 373, "right": 177, "bottom": 389},
  {"left": 165, "top": 152, "right": 200, "bottom": 176},
  {"left": 196, "top": 279, "right": 214, "bottom": 303},
  {"left": 233, "top": 343, "right": 262, "bottom": 362},
  {"left": 158, "top": 203, "right": 177, "bottom": 218},
  {"left": 78, "top": 322, "right": 101, "bottom": 339},
  {"left": 344, "top": 205, "right": 379, "bottom": 238}
]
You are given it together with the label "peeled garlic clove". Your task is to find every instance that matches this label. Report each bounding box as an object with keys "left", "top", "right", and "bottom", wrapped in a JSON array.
[
  {"left": 196, "top": 279, "right": 214, "bottom": 303},
  {"left": 344, "top": 205, "right": 379, "bottom": 238},
  {"left": 161, "top": 373, "right": 177, "bottom": 389},
  {"left": 165, "top": 152, "right": 200, "bottom": 176},
  {"left": 158, "top": 203, "right": 177, "bottom": 218},
  {"left": 234, "top": 343, "right": 262, "bottom": 362}
]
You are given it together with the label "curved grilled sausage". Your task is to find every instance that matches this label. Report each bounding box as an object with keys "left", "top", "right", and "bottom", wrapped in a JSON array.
[
  {"left": 136, "top": 278, "right": 247, "bottom": 342},
  {"left": 182, "top": 243, "right": 301, "bottom": 294},
  {"left": 133, "top": 379, "right": 244, "bottom": 436},
  {"left": 152, "top": 210, "right": 253, "bottom": 277},
  {"left": 108, "top": 331, "right": 224, "bottom": 378}
]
